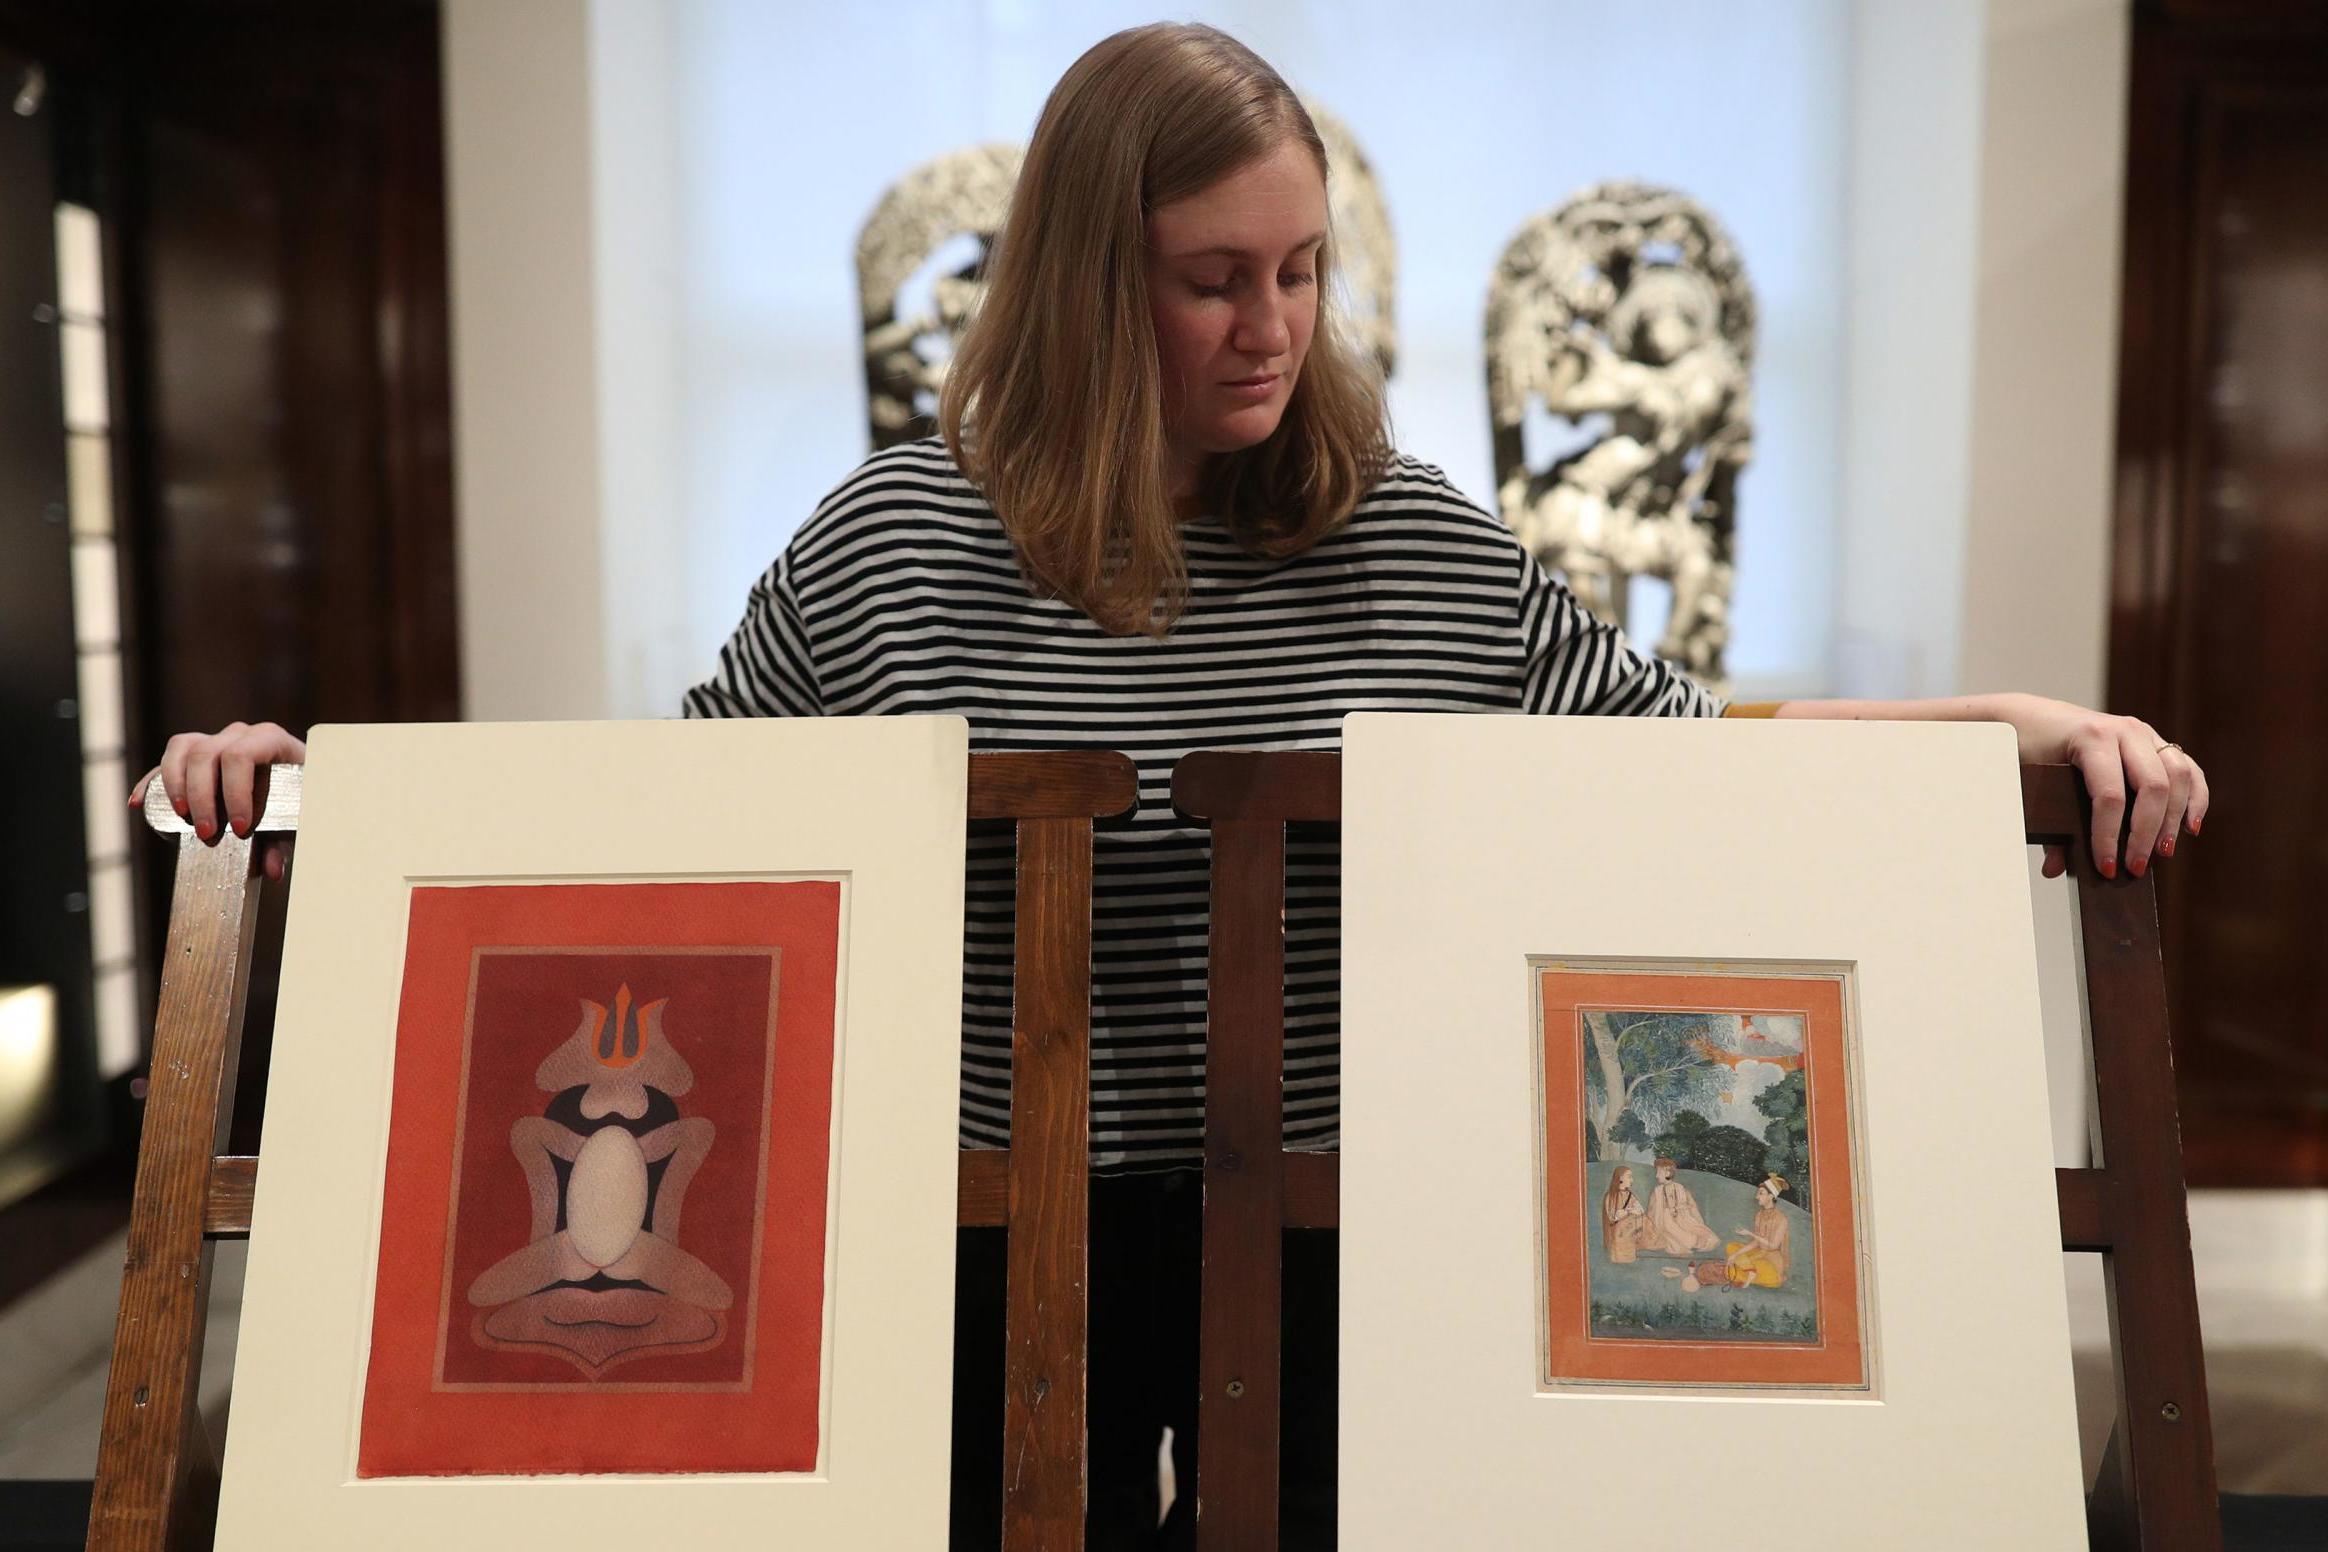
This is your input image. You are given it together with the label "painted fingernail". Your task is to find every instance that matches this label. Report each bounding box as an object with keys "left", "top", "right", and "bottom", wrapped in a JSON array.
[
  {"left": 194, "top": 819, "right": 212, "bottom": 838},
  {"left": 2161, "top": 837, "right": 2174, "bottom": 856},
  {"left": 2100, "top": 858, "right": 2117, "bottom": 879},
  {"left": 2130, "top": 856, "right": 2147, "bottom": 878}
]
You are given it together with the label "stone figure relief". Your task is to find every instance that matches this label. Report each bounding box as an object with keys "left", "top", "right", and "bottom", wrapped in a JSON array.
[
  {"left": 1301, "top": 96, "right": 1398, "bottom": 381},
  {"left": 855, "top": 106, "right": 1395, "bottom": 450},
  {"left": 857, "top": 142, "right": 1024, "bottom": 450},
  {"left": 1485, "top": 182, "right": 1756, "bottom": 691}
]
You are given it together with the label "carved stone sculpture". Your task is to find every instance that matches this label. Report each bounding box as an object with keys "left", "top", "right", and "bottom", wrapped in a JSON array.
[
  {"left": 857, "top": 142, "right": 1024, "bottom": 450},
  {"left": 1302, "top": 97, "right": 1398, "bottom": 380},
  {"left": 1485, "top": 182, "right": 1756, "bottom": 690}
]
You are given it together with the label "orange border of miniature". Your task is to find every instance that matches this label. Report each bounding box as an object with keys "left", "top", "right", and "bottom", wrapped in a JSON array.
[{"left": 1540, "top": 966, "right": 1867, "bottom": 1389}]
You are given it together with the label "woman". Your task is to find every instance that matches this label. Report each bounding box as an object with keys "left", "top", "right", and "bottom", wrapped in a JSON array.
[
  {"left": 136, "top": 22, "right": 2208, "bottom": 1550},
  {"left": 1602, "top": 1164, "right": 1653, "bottom": 1264},
  {"left": 1725, "top": 1176, "right": 1795, "bottom": 1290}
]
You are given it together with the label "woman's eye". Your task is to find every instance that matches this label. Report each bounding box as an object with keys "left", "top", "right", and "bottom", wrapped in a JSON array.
[{"left": 1189, "top": 271, "right": 1312, "bottom": 299}]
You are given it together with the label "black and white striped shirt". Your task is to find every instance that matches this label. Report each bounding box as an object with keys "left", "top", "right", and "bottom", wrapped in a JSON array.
[{"left": 683, "top": 436, "right": 1722, "bottom": 1171}]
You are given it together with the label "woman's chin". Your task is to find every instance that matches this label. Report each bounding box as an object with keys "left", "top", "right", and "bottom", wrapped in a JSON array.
[{"left": 1196, "top": 408, "right": 1287, "bottom": 450}]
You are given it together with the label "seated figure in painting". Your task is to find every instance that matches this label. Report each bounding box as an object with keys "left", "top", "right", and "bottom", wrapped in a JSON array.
[
  {"left": 1724, "top": 1174, "right": 1794, "bottom": 1289},
  {"left": 1641, "top": 1156, "right": 1720, "bottom": 1255},
  {"left": 465, "top": 984, "right": 735, "bottom": 1375},
  {"left": 1600, "top": 1164, "right": 1655, "bottom": 1263}
]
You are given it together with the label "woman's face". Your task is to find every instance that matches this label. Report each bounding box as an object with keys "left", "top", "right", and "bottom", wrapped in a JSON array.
[
  {"left": 1615, "top": 1167, "right": 1633, "bottom": 1188},
  {"left": 1144, "top": 138, "right": 1326, "bottom": 476}
]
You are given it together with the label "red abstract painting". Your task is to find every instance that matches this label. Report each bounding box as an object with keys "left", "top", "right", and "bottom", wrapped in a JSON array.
[{"left": 356, "top": 880, "right": 841, "bottom": 1477}]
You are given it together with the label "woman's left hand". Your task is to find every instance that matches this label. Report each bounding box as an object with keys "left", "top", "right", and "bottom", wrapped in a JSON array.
[{"left": 1988, "top": 693, "right": 2209, "bottom": 879}]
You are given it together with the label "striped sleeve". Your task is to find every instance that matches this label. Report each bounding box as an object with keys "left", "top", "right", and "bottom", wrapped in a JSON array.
[
  {"left": 1514, "top": 545, "right": 1725, "bottom": 718},
  {"left": 681, "top": 541, "right": 825, "bottom": 718}
]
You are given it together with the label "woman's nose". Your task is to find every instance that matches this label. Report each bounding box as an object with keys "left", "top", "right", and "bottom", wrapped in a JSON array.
[{"left": 1234, "top": 288, "right": 1293, "bottom": 357}]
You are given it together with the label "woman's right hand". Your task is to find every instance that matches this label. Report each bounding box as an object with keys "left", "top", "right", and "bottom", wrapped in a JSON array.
[{"left": 129, "top": 721, "right": 306, "bottom": 881}]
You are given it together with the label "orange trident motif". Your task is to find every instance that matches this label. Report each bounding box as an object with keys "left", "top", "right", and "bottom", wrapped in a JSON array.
[{"left": 585, "top": 983, "right": 669, "bottom": 1069}]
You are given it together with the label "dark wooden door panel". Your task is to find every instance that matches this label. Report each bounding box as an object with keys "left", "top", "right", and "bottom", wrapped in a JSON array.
[
  {"left": 0, "top": 3, "right": 461, "bottom": 1170},
  {"left": 0, "top": 41, "right": 105, "bottom": 1208},
  {"left": 2111, "top": 9, "right": 2328, "bottom": 1184}
]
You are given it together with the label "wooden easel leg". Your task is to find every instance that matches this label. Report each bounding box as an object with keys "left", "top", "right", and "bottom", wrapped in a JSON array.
[
  {"left": 1001, "top": 817, "right": 1092, "bottom": 1550},
  {"left": 2088, "top": 1421, "right": 2133, "bottom": 1552},
  {"left": 2077, "top": 870, "right": 2221, "bottom": 1551},
  {"left": 1198, "top": 816, "right": 1286, "bottom": 1549},
  {"left": 85, "top": 833, "right": 262, "bottom": 1552}
]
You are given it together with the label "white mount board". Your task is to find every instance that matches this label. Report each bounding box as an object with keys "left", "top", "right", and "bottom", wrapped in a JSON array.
[
  {"left": 215, "top": 716, "right": 967, "bottom": 1548},
  {"left": 1340, "top": 714, "right": 2085, "bottom": 1548}
]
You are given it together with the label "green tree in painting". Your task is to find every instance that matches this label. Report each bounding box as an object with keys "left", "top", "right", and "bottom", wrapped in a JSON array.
[
  {"left": 1692, "top": 1123, "right": 1771, "bottom": 1187},
  {"left": 1754, "top": 1066, "right": 1812, "bottom": 1212},
  {"left": 1581, "top": 1012, "right": 1726, "bottom": 1161},
  {"left": 1652, "top": 1107, "right": 1713, "bottom": 1166}
]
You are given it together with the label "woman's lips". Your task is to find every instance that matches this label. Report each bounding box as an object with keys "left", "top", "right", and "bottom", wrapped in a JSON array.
[{"left": 1221, "top": 374, "right": 1280, "bottom": 399}]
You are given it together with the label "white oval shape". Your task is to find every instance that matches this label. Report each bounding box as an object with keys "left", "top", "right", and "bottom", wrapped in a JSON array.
[{"left": 566, "top": 1126, "right": 648, "bottom": 1270}]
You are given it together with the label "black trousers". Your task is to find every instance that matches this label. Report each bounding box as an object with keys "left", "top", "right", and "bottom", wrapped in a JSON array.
[{"left": 949, "top": 1170, "right": 1338, "bottom": 1550}]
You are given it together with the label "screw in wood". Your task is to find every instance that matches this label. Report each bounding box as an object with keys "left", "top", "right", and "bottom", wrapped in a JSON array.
[
  {"left": 1226, "top": 1379, "right": 1245, "bottom": 1398},
  {"left": 2161, "top": 1401, "right": 2181, "bottom": 1421}
]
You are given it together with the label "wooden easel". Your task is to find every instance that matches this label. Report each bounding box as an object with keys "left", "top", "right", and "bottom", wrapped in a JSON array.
[
  {"left": 85, "top": 749, "right": 1136, "bottom": 1552},
  {"left": 1170, "top": 751, "right": 1340, "bottom": 1548},
  {"left": 2026, "top": 763, "right": 2223, "bottom": 1551},
  {"left": 1172, "top": 752, "right": 2222, "bottom": 1552}
]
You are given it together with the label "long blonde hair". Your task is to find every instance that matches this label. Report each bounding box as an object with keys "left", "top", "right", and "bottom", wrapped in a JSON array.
[{"left": 937, "top": 22, "right": 1391, "bottom": 636}]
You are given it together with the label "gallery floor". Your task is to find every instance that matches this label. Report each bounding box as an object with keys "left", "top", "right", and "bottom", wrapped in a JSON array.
[{"left": 2, "top": 1195, "right": 2323, "bottom": 1499}]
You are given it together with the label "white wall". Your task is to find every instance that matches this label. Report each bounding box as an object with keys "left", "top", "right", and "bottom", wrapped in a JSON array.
[
  {"left": 1833, "top": 0, "right": 2129, "bottom": 707},
  {"left": 443, "top": 0, "right": 689, "bottom": 720},
  {"left": 1958, "top": 0, "right": 2128, "bottom": 707},
  {"left": 443, "top": 0, "right": 606, "bottom": 719},
  {"left": 590, "top": 0, "right": 693, "bottom": 719},
  {"left": 1832, "top": 0, "right": 1985, "bottom": 702}
]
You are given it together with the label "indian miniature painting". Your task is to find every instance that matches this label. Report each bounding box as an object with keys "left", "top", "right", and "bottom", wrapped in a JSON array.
[
  {"left": 357, "top": 880, "right": 841, "bottom": 1477},
  {"left": 1536, "top": 962, "right": 1870, "bottom": 1391}
]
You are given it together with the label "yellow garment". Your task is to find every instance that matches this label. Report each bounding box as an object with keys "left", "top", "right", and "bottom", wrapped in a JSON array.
[
  {"left": 1723, "top": 1242, "right": 1784, "bottom": 1288},
  {"left": 1724, "top": 1206, "right": 1791, "bottom": 1288}
]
